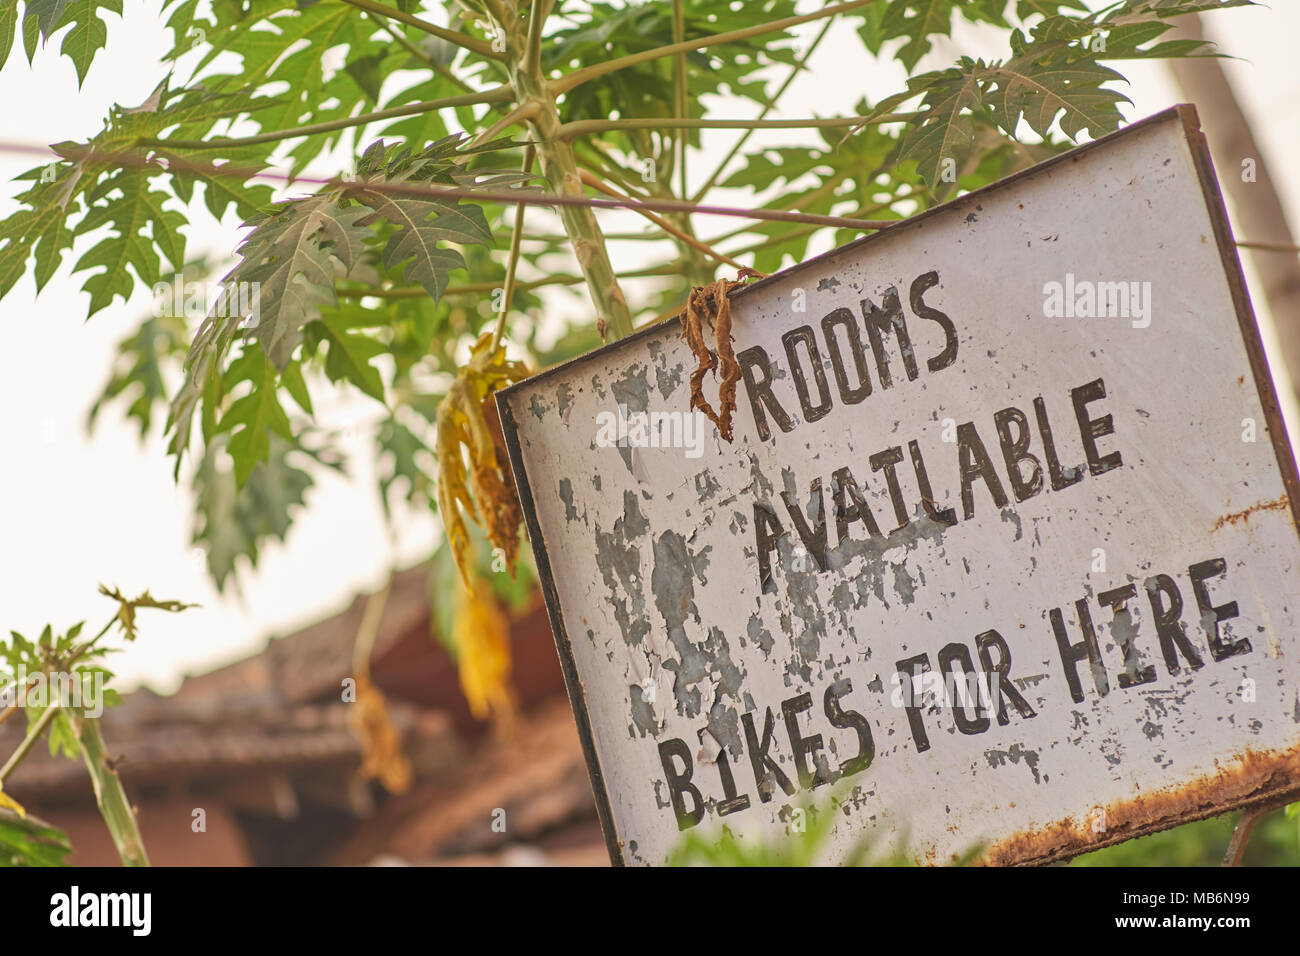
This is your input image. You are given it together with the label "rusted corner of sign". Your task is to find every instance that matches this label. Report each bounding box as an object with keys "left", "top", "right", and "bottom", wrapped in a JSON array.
[{"left": 981, "top": 746, "right": 1300, "bottom": 866}]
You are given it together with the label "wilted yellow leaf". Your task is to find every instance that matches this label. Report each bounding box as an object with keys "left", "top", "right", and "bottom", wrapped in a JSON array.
[
  {"left": 436, "top": 333, "right": 528, "bottom": 588},
  {"left": 452, "top": 579, "right": 515, "bottom": 727},
  {"left": 0, "top": 785, "right": 26, "bottom": 818}
]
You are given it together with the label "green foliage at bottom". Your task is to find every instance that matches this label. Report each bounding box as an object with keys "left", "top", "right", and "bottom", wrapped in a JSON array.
[
  {"left": 0, "top": 809, "right": 72, "bottom": 867},
  {"left": 1071, "top": 806, "right": 1300, "bottom": 867}
]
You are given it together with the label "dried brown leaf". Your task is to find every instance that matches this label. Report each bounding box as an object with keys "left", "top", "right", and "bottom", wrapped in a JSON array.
[{"left": 678, "top": 268, "right": 765, "bottom": 442}]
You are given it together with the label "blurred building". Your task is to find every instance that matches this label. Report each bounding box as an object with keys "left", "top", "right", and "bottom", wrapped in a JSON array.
[{"left": 2, "top": 566, "right": 608, "bottom": 866}]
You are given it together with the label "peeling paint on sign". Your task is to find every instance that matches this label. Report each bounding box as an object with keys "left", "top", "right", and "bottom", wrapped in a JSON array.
[{"left": 498, "top": 107, "right": 1300, "bottom": 866}]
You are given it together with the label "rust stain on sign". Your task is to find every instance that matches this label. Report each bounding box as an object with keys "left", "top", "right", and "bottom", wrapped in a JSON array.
[
  {"left": 983, "top": 746, "right": 1300, "bottom": 865},
  {"left": 498, "top": 107, "right": 1300, "bottom": 867},
  {"left": 1212, "top": 495, "right": 1290, "bottom": 532}
]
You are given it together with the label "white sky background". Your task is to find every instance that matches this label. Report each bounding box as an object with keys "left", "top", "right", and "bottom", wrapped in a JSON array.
[{"left": 0, "top": 1, "right": 1296, "bottom": 692}]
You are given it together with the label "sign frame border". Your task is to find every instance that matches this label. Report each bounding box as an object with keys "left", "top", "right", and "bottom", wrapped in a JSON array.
[{"left": 497, "top": 104, "right": 1300, "bottom": 867}]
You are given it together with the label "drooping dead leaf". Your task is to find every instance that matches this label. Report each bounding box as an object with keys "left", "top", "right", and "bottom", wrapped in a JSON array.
[
  {"left": 678, "top": 268, "right": 766, "bottom": 442},
  {"left": 436, "top": 333, "right": 528, "bottom": 587},
  {"left": 451, "top": 578, "right": 515, "bottom": 729},
  {"left": 349, "top": 672, "right": 412, "bottom": 794}
]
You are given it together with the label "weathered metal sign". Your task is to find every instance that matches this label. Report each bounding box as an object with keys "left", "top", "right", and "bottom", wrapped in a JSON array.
[{"left": 498, "top": 106, "right": 1300, "bottom": 866}]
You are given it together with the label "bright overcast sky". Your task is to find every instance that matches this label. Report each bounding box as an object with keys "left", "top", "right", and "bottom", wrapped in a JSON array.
[{"left": 1, "top": 1, "right": 1297, "bottom": 691}]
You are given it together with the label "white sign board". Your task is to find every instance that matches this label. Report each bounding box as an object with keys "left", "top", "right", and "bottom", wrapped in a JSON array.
[{"left": 498, "top": 107, "right": 1300, "bottom": 866}]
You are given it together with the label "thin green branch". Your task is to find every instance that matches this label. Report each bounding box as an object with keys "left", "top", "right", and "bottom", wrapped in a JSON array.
[
  {"left": 337, "top": 262, "right": 680, "bottom": 299},
  {"left": 337, "top": 0, "right": 503, "bottom": 59},
  {"left": 692, "top": 18, "right": 833, "bottom": 202},
  {"left": 142, "top": 88, "right": 514, "bottom": 151},
  {"left": 672, "top": 0, "right": 687, "bottom": 199},
  {"left": 338, "top": 275, "right": 580, "bottom": 298},
  {"left": 481, "top": 0, "right": 512, "bottom": 24},
  {"left": 1238, "top": 240, "right": 1300, "bottom": 254},
  {"left": 366, "top": 10, "right": 437, "bottom": 67},
  {"left": 524, "top": 0, "right": 545, "bottom": 77},
  {"left": 0, "top": 697, "right": 61, "bottom": 784},
  {"left": 365, "top": 11, "right": 477, "bottom": 94},
  {"left": 557, "top": 115, "right": 912, "bottom": 140},
  {"left": 469, "top": 101, "right": 540, "bottom": 148},
  {"left": 721, "top": 191, "right": 917, "bottom": 259},
  {"left": 703, "top": 167, "right": 859, "bottom": 246},
  {"left": 553, "top": 0, "right": 881, "bottom": 95},
  {"left": 572, "top": 139, "right": 654, "bottom": 199},
  {"left": 492, "top": 144, "right": 536, "bottom": 350},
  {"left": 580, "top": 170, "right": 742, "bottom": 270},
  {"left": 5, "top": 137, "right": 894, "bottom": 231},
  {"left": 523, "top": 230, "right": 661, "bottom": 242}
]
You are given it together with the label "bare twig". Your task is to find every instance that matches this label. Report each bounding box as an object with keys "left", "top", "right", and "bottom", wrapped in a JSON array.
[
  {"left": 1222, "top": 807, "right": 1264, "bottom": 866},
  {"left": 0, "top": 697, "right": 62, "bottom": 784}
]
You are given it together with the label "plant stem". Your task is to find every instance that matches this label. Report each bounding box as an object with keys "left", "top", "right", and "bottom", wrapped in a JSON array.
[
  {"left": 20, "top": 135, "right": 895, "bottom": 231},
  {"left": 557, "top": 115, "right": 910, "bottom": 139},
  {"left": 492, "top": 145, "right": 535, "bottom": 350},
  {"left": 672, "top": 0, "right": 687, "bottom": 199},
  {"left": 337, "top": 0, "right": 502, "bottom": 59},
  {"left": 692, "top": 18, "right": 833, "bottom": 202},
  {"left": 468, "top": 101, "right": 540, "bottom": 148},
  {"left": 68, "top": 710, "right": 149, "bottom": 867},
  {"left": 499, "top": 5, "right": 635, "bottom": 341},
  {"left": 337, "top": 261, "right": 679, "bottom": 298},
  {"left": 1237, "top": 240, "right": 1300, "bottom": 254},
  {"left": 365, "top": 11, "right": 477, "bottom": 93},
  {"left": 144, "top": 88, "right": 513, "bottom": 151},
  {"left": 572, "top": 140, "right": 653, "bottom": 198},
  {"left": 340, "top": 275, "right": 579, "bottom": 297},
  {"left": 351, "top": 574, "right": 393, "bottom": 680},
  {"left": 523, "top": 0, "right": 544, "bottom": 77},
  {"left": 327, "top": 175, "right": 895, "bottom": 227},
  {"left": 702, "top": 167, "right": 860, "bottom": 246},
  {"left": 554, "top": 0, "right": 881, "bottom": 95},
  {"left": 1222, "top": 807, "right": 1264, "bottom": 866},
  {"left": 720, "top": 193, "right": 911, "bottom": 259},
  {"left": 0, "top": 698, "right": 61, "bottom": 784}
]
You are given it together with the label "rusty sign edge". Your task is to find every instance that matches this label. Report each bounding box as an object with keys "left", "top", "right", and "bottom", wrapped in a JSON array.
[
  {"left": 498, "top": 394, "right": 630, "bottom": 866},
  {"left": 497, "top": 104, "right": 1300, "bottom": 867},
  {"left": 1181, "top": 107, "right": 1300, "bottom": 543}
]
